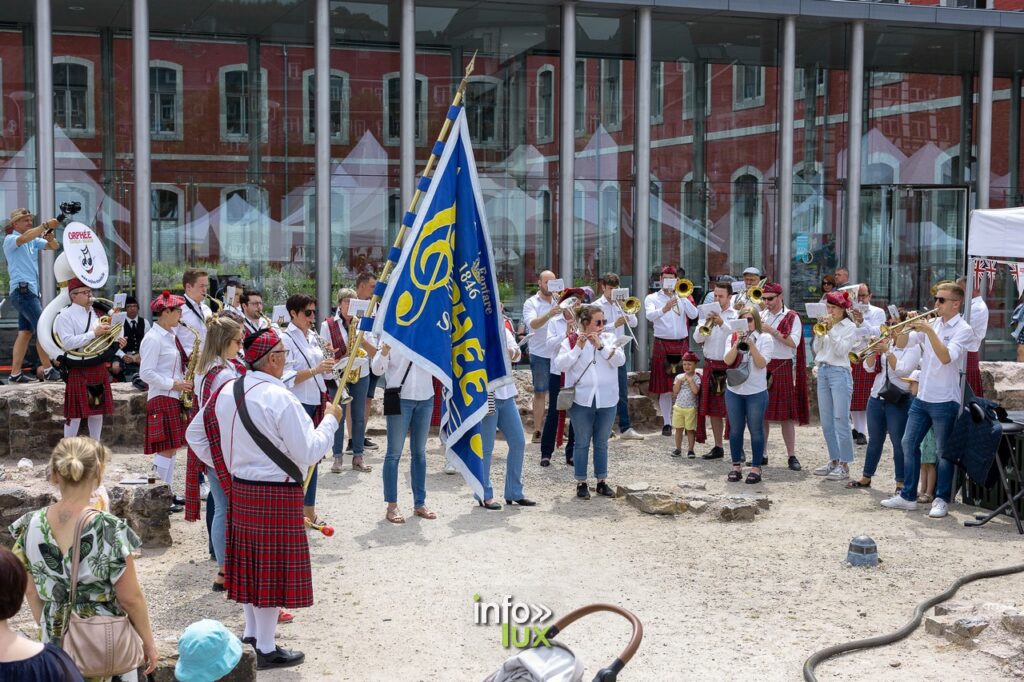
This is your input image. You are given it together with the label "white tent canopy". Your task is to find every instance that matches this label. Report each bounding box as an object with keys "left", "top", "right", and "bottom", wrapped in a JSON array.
[{"left": 968, "top": 207, "right": 1024, "bottom": 259}]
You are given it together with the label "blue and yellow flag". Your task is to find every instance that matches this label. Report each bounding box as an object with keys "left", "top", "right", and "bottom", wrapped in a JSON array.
[{"left": 373, "top": 108, "right": 512, "bottom": 500}]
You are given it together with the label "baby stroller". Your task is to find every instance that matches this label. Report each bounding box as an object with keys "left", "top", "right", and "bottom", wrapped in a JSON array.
[{"left": 484, "top": 604, "right": 643, "bottom": 682}]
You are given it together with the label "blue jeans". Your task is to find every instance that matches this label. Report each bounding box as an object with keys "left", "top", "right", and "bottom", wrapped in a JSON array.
[
  {"left": 817, "top": 364, "right": 854, "bottom": 464},
  {"left": 383, "top": 397, "right": 432, "bottom": 507},
  {"left": 541, "top": 373, "right": 575, "bottom": 460},
  {"left": 207, "top": 466, "right": 228, "bottom": 565},
  {"left": 863, "top": 396, "right": 910, "bottom": 480},
  {"left": 900, "top": 398, "right": 959, "bottom": 502},
  {"left": 347, "top": 373, "right": 369, "bottom": 457},
  {"left": 569, "top": 402, "right": 615, "bottom": 481},
  {"left": 479, "top": 397, "right": 526, "bottom": 501},
  {"left": 725, "top": 390, "right": 768, "bottom": 466},
  {"left": 10, "top": 286, "right": 42, "bottom": 332},
  {"left": 615, "top": 364, "right": 631, "bottom": 432},
  {"left": 301, "top": 402, "right": 320, "bottom": 506}
]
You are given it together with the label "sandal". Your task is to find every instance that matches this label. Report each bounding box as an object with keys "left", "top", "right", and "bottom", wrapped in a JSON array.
[
  {"left": 212, "top": 571, "right": 226, "bottom": 592},
  {"left": 918, "top": 493, "right": 933, "bottom": 504},
  {"left": 727, "top": 468, "right": 743, "bottom": 483},
  {"left": 413, "top": 507, "right": 437, "bottom": 520},
  {"left": 745, "top": 471, "right": 762, "bottom": 485},
  {"left": 352, "top": 460, "right": 373, "bottom": 472},
  {"left": 845, "top": 478, "right": 872, "bottom": 489},
  {"left": 386, "top": 507, "right": 406, "bottom": 524}
]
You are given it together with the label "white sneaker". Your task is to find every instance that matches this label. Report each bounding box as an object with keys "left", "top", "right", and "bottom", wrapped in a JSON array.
[
  {"left": 928, "top": 499, "right": 949, "bottom": 518},
  {"left": 825, "top": 465, "right": 849, "bottom": 481},
  {"left": 443, "top": 462, "right": 457, "bottom": 475},
  {"left": 620, "top": 428, "right": 645, "bottom": 441},
  {"left": 880, "top": 495, "right": 917, "bottom": 511},
  {"left": 813, "top": 462, "right": 834, "bottom": 476}
]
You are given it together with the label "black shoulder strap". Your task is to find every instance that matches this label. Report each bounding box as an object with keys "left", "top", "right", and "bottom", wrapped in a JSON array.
[{"left": 232, "top": 378, "right": 305, "bottom": 484}]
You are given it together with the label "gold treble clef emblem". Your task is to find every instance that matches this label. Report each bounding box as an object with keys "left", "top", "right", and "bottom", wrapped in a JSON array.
[{"left": 396, "top": 204, "right": 456, "bottom": 326}]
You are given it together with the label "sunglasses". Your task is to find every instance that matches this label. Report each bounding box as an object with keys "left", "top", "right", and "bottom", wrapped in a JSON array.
[
  {"left": 934, "top": 296, "right": 948, "bottom": 304},
  {"left": 301, "top": 309, "right": 316, "bottom": 317},
  {"left": 762, "top": 296, "right": 777, "bottom": 302},
  {"left": 743, "top": 317, "right": 755, "bottom": 322},
  {"left": 592, "top": 319, "right": 606, "bottom": 326}
]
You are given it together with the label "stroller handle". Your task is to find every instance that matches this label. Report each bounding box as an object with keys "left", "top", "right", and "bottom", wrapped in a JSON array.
[{"left": 547, "top": 603, "right": 644, "bottom": 679}]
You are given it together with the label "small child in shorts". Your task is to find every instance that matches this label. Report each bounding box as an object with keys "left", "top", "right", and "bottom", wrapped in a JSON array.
[{"left": 671, "top": 352, "right": 701, "bottom": 458}]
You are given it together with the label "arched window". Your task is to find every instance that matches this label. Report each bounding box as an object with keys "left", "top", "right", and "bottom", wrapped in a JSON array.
[
  {"left": 53, "top": 57, "right": 94, "bottom": 136},
  {"left": 302, "top": 68, "right": 349, "bottom": 144},
  {"left": 150, "top": 62, "right": 183, "bottom": 139},
  {"left": 536, "top": 66, "right": 554, "bottom": 144},
  {"left": 383, "top": 73, "right": 427, "bottom": 145},
  {"left": 730, "top": 172, "right": 762, "bottom": 274}
]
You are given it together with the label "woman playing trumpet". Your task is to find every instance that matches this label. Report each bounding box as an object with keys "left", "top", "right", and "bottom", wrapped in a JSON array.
[
  {"left": 723, "top": 308, "right": 774, "bottom": 484},
  {"left": 539, "top": 288, "right": 586, "bottom": 466},
  {"left": 553, "top": 305, "right": 625, "bottom": 499},
  {"left": 812, "top": 291, "right": 860, "bottom": 482}
]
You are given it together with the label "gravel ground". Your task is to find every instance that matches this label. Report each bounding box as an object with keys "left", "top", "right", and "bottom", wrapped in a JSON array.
[{"left": 10, "top": 417, "right": 1023, "bottom": 681}]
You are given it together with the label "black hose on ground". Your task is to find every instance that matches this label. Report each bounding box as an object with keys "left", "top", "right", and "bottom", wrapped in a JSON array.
[{"left": 803, "top": 562, "right": 1024, "bottom": 681}]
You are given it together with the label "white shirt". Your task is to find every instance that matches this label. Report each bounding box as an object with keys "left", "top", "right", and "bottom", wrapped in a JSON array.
[
  {"left": 185, "top": 371, "right": 338, "bottom": 482},
  {"left": 596, "top": 295, "right": 637, "bottom": 341},
  {"left": 178, "top": 294, "right": 211, "bottom": 350},
  {"left": 242, "top": 315, "right": 268, "bottom": 336},
  {"left": 693, "top": 307, "right": 737, "bottom": 360},
  {"left": 494, "top": 327, "right": 521, "bottom": 401},
  {"left": 855, "top": 304, "right": 886, "bottom": 339},
  {"left": 281, "top": 323, "right": 327, "bottom": 405},
  {"left": 812, "top": 318, "right": 859, "bottom": 368},
  {"left": 726, "top": 331, "right": 774, "bottom": 396},
  {"left": 644, "top": 289, "right": 697, "bottom": 340},
  {"left": 760, "top": 307, "right": 801, "bottom": 361},
  {"left": 371, "top": 347, "right": 435, "bottom": 401},
  {"left": 967, "top": 296, "right": 989, "bottom": 353},
  {"left": 319, "top": 315, "right": 370, "bottom": 379},
  {"left": 864, "top": 344, "right": 922, "bottom": 398},
  {"left": 522, "top": 293, "right": 557, "bottom": 358},
  {"left": 543, "top": 316, "right": 573, "bottom": 358},
  {"left": 54, "top": 303, "right": 101, "bottom": 351},
  {"left": 139, "top": 323, "right": 185, "bottom": 400},
  {"left": 551, "top": 332, "right": 626, "bottom": 409},
  {"left": 907, "top": 314, "right": 974, "bottom": 404},
  {"left": 195, "top": 360, "right": 241, "bottom": 408}
]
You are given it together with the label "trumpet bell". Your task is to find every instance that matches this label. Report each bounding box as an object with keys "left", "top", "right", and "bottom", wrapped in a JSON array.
[
  {"left": 621, "top": 296, "right": 642, "bottom": 315},
  {"left": 674, "top": 278, "right": 694, "bottom": 299},
  {"left": 813, "top": 320, "right": 832, "bottom": 336},
  {"left": 698, "top": 322, "right": 713, "bottom": 337}
]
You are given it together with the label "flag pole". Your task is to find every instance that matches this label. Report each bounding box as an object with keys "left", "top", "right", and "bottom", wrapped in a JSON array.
[{"left": 328, "top": 52, "right": 478, "bottom": 410}]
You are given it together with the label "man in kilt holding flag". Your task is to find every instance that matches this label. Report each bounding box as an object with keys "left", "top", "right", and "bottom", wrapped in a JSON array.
[
  {"left": 140, "top": 291, "right": 193, "bottom": 512},
  {"left": 695, "top": 281, "right": 737, "bottom": 457},
  {"left": 186, "top": 327, "right": 340, "bottom": 670},
  {"left": 759, "top": 282, "right": 808, "bottom": 471},
  {"left": 54, "top": 277, "right": 124, "bottom": 440}
]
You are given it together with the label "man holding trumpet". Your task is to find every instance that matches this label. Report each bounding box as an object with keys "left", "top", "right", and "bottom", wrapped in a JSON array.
[
  {"left": 645, "top": 266, "right": 698, "bottom": 437},
  {"left": 694, "top": 281, "right": 737, "bottom": 457},
  {"left": 597, "top": 273, "right": 644, "bottom": 441}
]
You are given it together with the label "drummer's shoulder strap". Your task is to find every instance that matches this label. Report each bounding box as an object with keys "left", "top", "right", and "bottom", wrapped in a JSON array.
[{"left": 232, "top": 378, "right": 304, "bottom": 484}]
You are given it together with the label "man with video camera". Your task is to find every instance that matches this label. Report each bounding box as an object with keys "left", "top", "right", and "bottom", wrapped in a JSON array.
[{"left": 2, "top": 207, "right": 63, "bottom": 383}]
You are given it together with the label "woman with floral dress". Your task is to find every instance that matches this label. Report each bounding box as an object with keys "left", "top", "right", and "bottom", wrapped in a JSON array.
[{"left": 9, "top": 437, "right": 157, "bottom": 679}]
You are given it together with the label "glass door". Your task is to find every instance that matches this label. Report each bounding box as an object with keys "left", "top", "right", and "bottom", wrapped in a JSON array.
[{"left": 858, "top": 184, "right": 968, "bottom": 314}]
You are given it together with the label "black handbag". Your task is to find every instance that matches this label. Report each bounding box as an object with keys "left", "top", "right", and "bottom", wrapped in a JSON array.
[
  {"left": 383, "top": 362, "right": 413, "bottom": 416},
  {"left": 877, "top": 356, "right": 909, "bottom": 406}
]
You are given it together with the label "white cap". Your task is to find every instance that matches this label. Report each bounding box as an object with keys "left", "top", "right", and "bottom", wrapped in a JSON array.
[{"left": 742, "top": 266, "right": 761, "bottom": 276}]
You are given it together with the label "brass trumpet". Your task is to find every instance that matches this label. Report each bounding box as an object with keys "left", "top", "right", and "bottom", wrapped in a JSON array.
[
  {"left": 674, "top": 278, "right": 694, "bottom": 299},
  {"left": 849, "top": 337, "right": 888, "bottom": 364},
  {"left": 812, "top": 318, "right": 835, "bottom": 336},
  {"left": 879, "top": 308, "right": 938, "bottom": 336},
  {"left": 697, "top": 319, "right": 714, "bottom": 336},
  {"left": 620, "top": 296, "right": 642, "bottom": 315}
]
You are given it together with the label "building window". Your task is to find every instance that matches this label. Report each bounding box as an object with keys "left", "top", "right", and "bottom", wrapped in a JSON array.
[
  {"left": 536, "top": 188, "right": 551, "bottom": 268},
  {"left": 536, "top": 66, "right": 554, "bottom": 144},
  {"left": 682, "top": 63, "right": 711, "bottom": 120},
  {"left": 383, "top": 73, "right": 427, "bottom": 146},
  {"left": 152, "top": 187, "right": 183, "bottom": 263},
  {"left": 730, "top": 172, "right": 762, "bottom": 274},
  {"left": 651, "top": 62, "right": 664, "bottom": 125},
  {"left": 150, "top": 62, "right": 183, "bottom": 140},
  {"left": 302, "top": 69, "right": 349, "bottom": 144},
  {"left": 219, "top": 65, "right": 268, "bottom": 142},
  {"left": 869, "top": 71, "right": 903, "bottom": 87},
  {"left": 465, "top": 76, "right": 502, "bottom": 147},
  {"left": 598, "top": 182, "right": 620, "bottom": 274},
  {"left": 600, "top": 59, "right": 622, "bottom": 131},
  {"left": 733, "top": 65, "right": 765, "bottom": 111},
  {"left": 574, "top": 59, "right": 586, "bottom": 137},
  {"left": 794, "top": 67, "right": 826, "bottom": 100},
  {"left": 53, "top": 57, "right": 94, "bottom": 136}
]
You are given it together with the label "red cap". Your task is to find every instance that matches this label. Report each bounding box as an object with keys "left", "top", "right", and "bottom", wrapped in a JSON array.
[
  {"left": 67, "top": 277, "right": 89, "bottom": 292},
  {"left": 824, "top": 291, "right": 853, "bottom": 310},
  {"left": 559, "top": 287, "right": 588, "bottom": 304},
  {"left": 763, "top": 282, "right": 783, "bottom": 295},
  {"left": 661, "top": 266, "right": 676, "bottom": 276},
  {"left": 244, "top": 327, "right": 281, "bottom": 365},
  {"left": 682, "top": 351, "right": 699, "bottom": 363},
  {"left": 150, "top": 290, "right": 186, "bottom": 314}
]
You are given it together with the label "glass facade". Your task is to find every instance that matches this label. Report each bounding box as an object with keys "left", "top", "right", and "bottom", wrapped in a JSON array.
[{"left": 2, "top": 1, "right": 1023, "bottom": 358}]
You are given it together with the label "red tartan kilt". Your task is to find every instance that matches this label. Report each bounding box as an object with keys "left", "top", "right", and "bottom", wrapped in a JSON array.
[
  {"left": 225, "top": 477, "right": 312, "bottom": 609},
  {"left": 649, "top": 337, "right": 690, "bottom": 394},
  {"left": 966, "top": 351, "right": 983, "bottom": 397},
  {"left": 850, "top": 362, "right": 876, "bottom": 412},
  {"left": 64, "top": 365, "right": 113, "bottom": 420},
  {"left": 144, "top": 396, "right": 187, "bottom": 454},
  {"left": 698, "top": 359, "right": 729, "bottom": 418},
  {"left": 430, "top": 378, "right": 443, "bottom": 427},
  {"left": 764, "top": 359, "right": 800, "bottom": 422}
]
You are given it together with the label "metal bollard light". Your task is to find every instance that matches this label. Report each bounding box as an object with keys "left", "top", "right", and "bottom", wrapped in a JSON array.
[{"left": 847, "top": 535, "right": 879, "bottom": 566}]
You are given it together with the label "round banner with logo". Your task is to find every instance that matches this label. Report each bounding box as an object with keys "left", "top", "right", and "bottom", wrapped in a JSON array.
[{"left": 62, "top": 222, "right": 108, "bottom": 289}]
